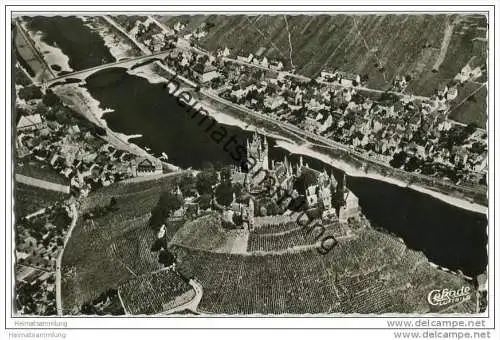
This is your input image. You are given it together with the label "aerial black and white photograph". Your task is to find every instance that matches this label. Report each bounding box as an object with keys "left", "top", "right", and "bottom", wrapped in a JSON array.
[{"left": 5, "top": 3, "right": 495, "bottom": 326}]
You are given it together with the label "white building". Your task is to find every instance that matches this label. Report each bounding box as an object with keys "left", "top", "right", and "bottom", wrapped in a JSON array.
[
  {"left": 269, "top": 61, "right": 284, "bottom": 71},
  {"left": 261, "top": 57, "right": 269, "bottom": 68},
  {"left": 17, "top": 114, "right": 45, "bottom": 132},
  {"left": 264, "top": 96, "right": 285, "bottom": 110},
  {"left": 446, "top": 86, "right": 458, "bottom": 101},
  {"left": 173, "top": 22, "right": 186, "bottom": 32},
  {"left": 220, "top": 47, "right": 231, "bottom": 57},
  {"left": 337, "top": 71, "right": 361, "bottom": 86},
  {"left": 131, "top": 158, "right": 163, "bottom": 177},
  {"left": 320, "top": 70, "right": 337, "bottom": 80}
]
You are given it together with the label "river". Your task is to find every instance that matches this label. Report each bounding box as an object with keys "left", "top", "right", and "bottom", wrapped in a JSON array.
[{"left": 25, "top": 16, "right": 488, "bottom": 277}]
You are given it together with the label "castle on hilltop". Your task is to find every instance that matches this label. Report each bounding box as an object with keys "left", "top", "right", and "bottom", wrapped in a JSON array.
[{"left": 229, "top": 133, "right": 359, "bottom": 227}]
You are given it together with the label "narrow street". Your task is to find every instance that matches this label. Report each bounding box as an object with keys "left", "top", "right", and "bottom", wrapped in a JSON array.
[{"left": 55, "top": 203, "right": 78, "bottom": 316}]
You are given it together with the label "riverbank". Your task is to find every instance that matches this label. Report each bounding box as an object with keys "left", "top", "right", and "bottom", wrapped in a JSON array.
[
  {"left": 80, "top": 16, "right": 142, "bottom": 61},
  {"left": 51, "top": 81, "right": 180, "bottom": 172},
  {"left": 198, "top": 92, "right": 488, "bottom": 214},
  {"left": 20, "top": 20, "right": 73, "bottom": 74},
  {"left": 275, "top": 140, "right": 487, "bottom": 215},
  {"left": 129, "top": 63, "right": 297, "bottom": 144}
]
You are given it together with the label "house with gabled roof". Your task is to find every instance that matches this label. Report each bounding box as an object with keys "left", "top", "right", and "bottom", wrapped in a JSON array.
[
  {"left": 191, "top": 62, "right": 220, "bottom": 83},
  {"left": 16, "top": 114, "right": 45, "bottom": 132},
  {"left": 131, "top": 157, "right": 163, "bottom": 177}
]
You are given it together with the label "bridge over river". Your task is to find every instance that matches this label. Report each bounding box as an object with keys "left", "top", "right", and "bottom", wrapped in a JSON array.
[
  {"left": 15, "top": 17, "right": 172, "bottom": 88},
  {"left": 41, "top": 50, "right": 171, "bottom": 87}
]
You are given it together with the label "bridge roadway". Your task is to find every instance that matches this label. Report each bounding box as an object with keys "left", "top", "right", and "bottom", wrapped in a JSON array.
[{"left": 41, "top": 50, "right": 172, "bottom": 86}]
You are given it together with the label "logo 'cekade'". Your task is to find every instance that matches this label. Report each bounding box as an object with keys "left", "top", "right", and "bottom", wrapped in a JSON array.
[{"left": 427, "top": 286, "right": 472, "bottom": 307}]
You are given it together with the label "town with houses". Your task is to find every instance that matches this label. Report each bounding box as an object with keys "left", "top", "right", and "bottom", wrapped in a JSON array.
[
  {"left": 12, "top": 13, "right": 488, "bottom": 316},
  {"left": 105, "top": 14, "right": 488, "bottom": 189}
]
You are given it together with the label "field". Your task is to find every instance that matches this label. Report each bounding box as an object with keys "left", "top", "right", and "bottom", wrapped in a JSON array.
[
  {"left": 110, "top": 15, "right": 148, "bottom": 32},
  {"left": 173, "top": 227, "right": 476, "bottom": 314},
  {"left": 14, "top": 182, "right": 68, "bottom": 218},
  {"left": 157, "top": 14, "right": 486, "bottom": 95},
  {"left": 16, "top": 158, "right": 70, "bottom": 186},
  {"left": 119, "top": 270, "right": 194, "bottom": 315},
  {"left": 61, "top": 175, "right": 182, "bottom": 310},
  {"left": 447, "top": 82, "right": 487, "bottom": 127},
  {"left": 15, "top": 64, "right": 33, "bottom": 86}
]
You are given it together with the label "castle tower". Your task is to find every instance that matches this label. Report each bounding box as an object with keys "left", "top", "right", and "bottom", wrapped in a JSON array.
[
  {"left": 316, "top": 170, "right": 332, "bottom": 212},
  {"left": 329, "top": 171, "right": 338, "bottom": 189},
  {"left": 318, "top": 185, "right": 332, "bottom": 212},
  {"left": 337, "top": 173, "right": 360, "bottom": 222},
  {"left": 321, "top": 169, "right": 328, "bottom": 186},
  {"left": 287, "top": 158, "right": 293, "bottom": 175},
  {"left": 246, "top": 133, "right": 269, "bottom": 174}
]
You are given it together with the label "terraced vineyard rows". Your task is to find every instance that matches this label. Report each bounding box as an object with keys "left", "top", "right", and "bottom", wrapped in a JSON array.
[
  {"left": 175, "top": 246, "right": 340, "bottom": 314},
  {"left": 119, "top": 270, "right": 194, "bottom": 315},
  {"left": 252, "top": 221, "right": 302, "bottom": 235},
  {"left": 109, "top": 216, "right": 163, "bottom": 275},
  {"left": 247, "top": 221, "right": 347, "bottom": 252},
  {"left": 173, "top": 227, "right": 475, "bottom": 314},
  {"left": 247, "top": 227, "right": 315, "bottom": 252},
  {"left": 61, "top": 175, "right": 180, "bottom": 311}
]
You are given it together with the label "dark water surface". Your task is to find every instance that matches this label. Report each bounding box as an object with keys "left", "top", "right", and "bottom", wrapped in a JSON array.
[{"left": 25, "top": 16, "right": 115, "bottom": 71}]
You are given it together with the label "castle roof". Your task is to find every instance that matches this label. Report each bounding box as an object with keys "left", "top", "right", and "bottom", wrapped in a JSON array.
[
  {"left": 298, "top": 166, "right": 336, "bottom": 189},
  {"left": 300, "top": 167, "right": 322, "bottom": 187}
]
